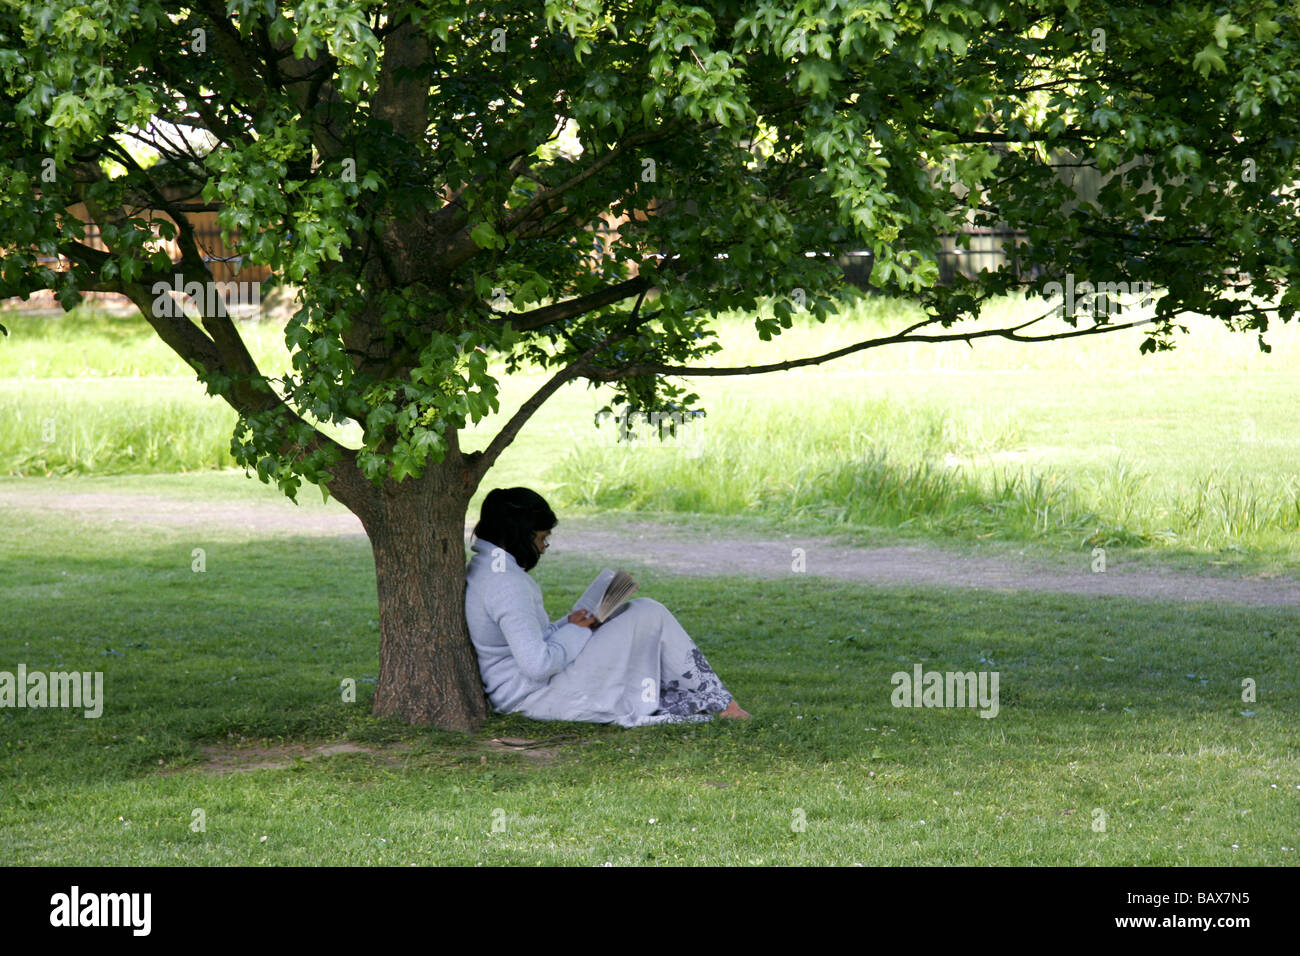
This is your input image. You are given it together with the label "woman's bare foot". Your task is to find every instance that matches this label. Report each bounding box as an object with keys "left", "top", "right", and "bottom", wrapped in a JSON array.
[{"left": 717, "top": 700, "right": 751, "bottom": 719}]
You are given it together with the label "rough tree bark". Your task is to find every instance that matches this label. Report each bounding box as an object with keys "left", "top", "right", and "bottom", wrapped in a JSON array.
[{"left": 358, "top": 458, "right": 489, "bottom": 731}]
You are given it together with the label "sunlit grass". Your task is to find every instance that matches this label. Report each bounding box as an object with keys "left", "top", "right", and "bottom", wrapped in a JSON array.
[
  {"left": 3, "top": 296, "right": 1299, "bottom": 558},
  {"left": 0, "top": 310, "right": 294, "bottom": 378}
]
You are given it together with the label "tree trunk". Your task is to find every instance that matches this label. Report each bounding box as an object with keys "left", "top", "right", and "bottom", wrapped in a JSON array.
[{"left": 360, "top": 462, "right": 489, "bottom": 731}]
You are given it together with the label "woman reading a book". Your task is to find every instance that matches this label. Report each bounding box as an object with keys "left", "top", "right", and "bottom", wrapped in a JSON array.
[{"left": 465, "top": 487, "right": 751, "bottom": 727}]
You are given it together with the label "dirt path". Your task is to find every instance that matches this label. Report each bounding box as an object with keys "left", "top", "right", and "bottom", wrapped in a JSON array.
[{"left": 4, "top": 487, "right": 1299, "bottom": 607}]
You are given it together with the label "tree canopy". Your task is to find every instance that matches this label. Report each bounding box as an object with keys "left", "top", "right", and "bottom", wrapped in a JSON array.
[
  {"left": 4, "top": 0, "right": 1299, "bottom": 501},
  {"left": 3, "top": 1, "right": 1298, "bottom": 727}
]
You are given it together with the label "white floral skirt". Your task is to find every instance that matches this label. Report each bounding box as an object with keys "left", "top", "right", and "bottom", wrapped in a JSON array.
[{"left": 506, "top": 597, "right": 734, "bottom": 727}]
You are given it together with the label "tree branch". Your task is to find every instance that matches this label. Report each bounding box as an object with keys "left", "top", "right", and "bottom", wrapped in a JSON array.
[
  {"left": 494, "top": 275, "right": 655, "bottom": 332},
  {"left": 585, "top": 310, "right": 1176, "bottom": 380},
  {"left": 463, "top": 328, "right": 640, "bottom": 488}
]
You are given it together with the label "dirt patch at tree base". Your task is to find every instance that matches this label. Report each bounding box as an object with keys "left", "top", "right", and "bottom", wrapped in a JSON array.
[
  {"left": 168, "top": 739, "right": 415, "bottom": 775},
  {"left": 163, "top": 735, "right": 575, "bottom": 774},
  {"left": 481, "top": 735, "right": 583, "bottom": 764}
]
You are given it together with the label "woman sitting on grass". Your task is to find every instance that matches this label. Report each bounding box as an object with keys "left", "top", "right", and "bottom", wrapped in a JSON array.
[{"left": 465, "top": 487, "right": 751, "bottom": 727}]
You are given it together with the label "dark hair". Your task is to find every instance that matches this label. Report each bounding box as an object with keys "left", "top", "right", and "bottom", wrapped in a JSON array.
[{"left": 472, "top": 487, "right": 557, "bottom": 572}]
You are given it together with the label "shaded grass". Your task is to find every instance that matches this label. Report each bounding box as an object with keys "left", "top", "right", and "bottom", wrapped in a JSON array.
[{"left": 1, "top": 508, "right": 1296, "bottom": 865}]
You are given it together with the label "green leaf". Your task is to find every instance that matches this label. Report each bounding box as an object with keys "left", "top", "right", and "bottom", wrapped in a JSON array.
[
  {"left": 470, "top": 221, "right": 504, "bottom": 249},
  {"left": 1255, "top": 18, "right": 1281, "bottom": 43},
  {"left": 1214, "top": 15, "right": 1244, "bottom": 49},
  {"left": 1192, "top": 44, "right": 1226, "bottom": 77},
  {"left": 268, "top": 15, "right": 294, "bottom": 46}
]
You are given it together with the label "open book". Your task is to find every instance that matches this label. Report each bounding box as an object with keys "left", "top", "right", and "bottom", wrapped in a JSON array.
[{"left": 572, "top": 568, "right": 639, "bottom": 623}]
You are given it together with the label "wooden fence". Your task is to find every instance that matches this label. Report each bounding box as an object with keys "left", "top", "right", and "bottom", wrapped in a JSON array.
[
  {"left": 5, "top": 214, "right": 1031, "bottom": 315},
  {"left": 4, "top": 196, "right": 271, "bottom": 314}
]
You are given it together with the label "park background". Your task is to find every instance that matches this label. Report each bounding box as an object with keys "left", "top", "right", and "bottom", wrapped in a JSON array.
[{"left": 1, "top": 287, "right": 1296, "bottom": 865}]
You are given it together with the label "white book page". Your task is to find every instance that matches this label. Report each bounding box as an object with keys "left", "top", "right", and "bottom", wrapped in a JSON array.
[
  {"left": 573, "top": 568, "right": 616, "bottom": 615},
  {"left": 597, "top": 570, "right": 638, "bottom": 620}
]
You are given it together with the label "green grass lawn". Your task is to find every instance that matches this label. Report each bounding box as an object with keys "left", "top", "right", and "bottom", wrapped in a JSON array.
[
  {"left": 1, "top": 506, "right": 1295, "bottom": 865},
  {"left": 1, "top": 297, "right": 1297, "bottom": 865}
]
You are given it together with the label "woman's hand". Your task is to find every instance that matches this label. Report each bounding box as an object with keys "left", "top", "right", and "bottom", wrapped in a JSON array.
[{"left": 567, "top": 609, "right": 599, "bottom": 629}]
